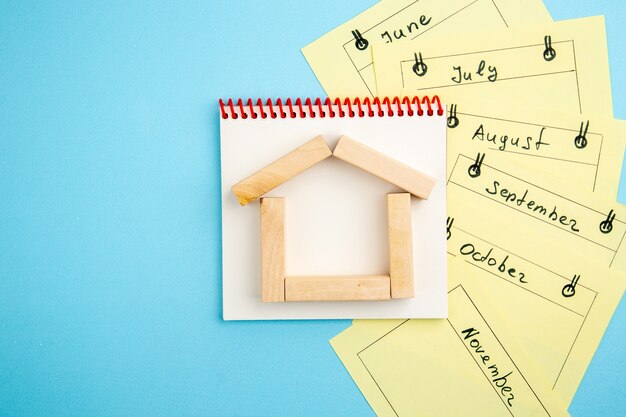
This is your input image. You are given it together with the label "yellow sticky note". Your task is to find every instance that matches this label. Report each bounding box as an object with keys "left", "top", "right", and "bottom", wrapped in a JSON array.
[
  {"left": 374, "top": 16, "right": 612, "bottom": 115},
  {"left": 302, "top": 0, "right": 551, "bottom": 98},
  {"left": 445, "top": 154, "right": 626, "bottom": 404},
  {"left": 333, "top": 261, "right": 570, "bottom": 417},
  {"left": 444, "top": 97, "right": 626, "bottom": 200},
  {"left": 447, "top": 153, "right": 626, "bottom": 271},
  {"left": 449, "top": 234, "right": 625, "bottom": 406}
]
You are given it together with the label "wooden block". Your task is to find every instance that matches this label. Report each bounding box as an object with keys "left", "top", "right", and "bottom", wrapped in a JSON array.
[
  {"left": 232, "top": 135, "right": 332, "bottom": 206},
  {"left": 285, "top": 276, "right": 391, "bottom": 301},
  {"left": 333, "top": 135, "right": 436, "bottom": 199},
  {"left": 387, "top": 193, "right": 414, "bottom": 298},
  {"left": 260, "top": 198, "right": 285, "bottom": 302}
]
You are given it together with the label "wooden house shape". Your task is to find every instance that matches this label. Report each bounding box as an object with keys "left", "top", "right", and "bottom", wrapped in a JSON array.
[{"left": 231, "top": 135, "right": 436, "bottom": 302}]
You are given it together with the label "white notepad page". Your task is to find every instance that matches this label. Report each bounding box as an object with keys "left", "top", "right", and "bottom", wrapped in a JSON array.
[{"left": 220, "top": 99, "right": 447, "bottom": 320}]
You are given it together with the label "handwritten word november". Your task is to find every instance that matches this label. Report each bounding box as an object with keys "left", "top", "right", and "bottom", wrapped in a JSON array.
[{"left": 462, "top": 327, "right": 515, "bottom": 407}]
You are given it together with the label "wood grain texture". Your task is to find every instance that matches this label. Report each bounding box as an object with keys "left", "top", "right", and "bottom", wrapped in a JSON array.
[
  {"left": 387, "top": 193, "right": 414, "bottom": 298},
  {"left": 260, "top": 198, "right": 285, "bottom": 302},
  {"left": 232, "top": 135, "right": 332, "bottom": 205},
  {"left": 333, "top": 135, "right": 436, "bottom": 199},
  {"left": 285, "top": 276, "right": 391, "bottom": 301}
]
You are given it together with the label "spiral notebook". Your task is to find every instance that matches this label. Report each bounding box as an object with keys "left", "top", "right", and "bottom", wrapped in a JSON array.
[{"left": 219, "top": 97, "right": 447, "bottom": 320}]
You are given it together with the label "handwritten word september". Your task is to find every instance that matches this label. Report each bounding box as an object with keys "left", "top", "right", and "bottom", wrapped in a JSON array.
[{"left": 485, "top": 181, "right": 580, "bottom": 232}]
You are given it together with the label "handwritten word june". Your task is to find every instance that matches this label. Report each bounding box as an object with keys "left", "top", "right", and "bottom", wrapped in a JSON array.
[
  {"left": 452, "top": 60, "right": 497, "bottom": 84},
  {"left": 472, "top": 125, "right": 550, "bottom": 152},
  {"left": 380, "top": 15, "right": 432, "bottom": 43},
  {"left": 461, "top": 328, "right": 515, "bottom": 407},
  {"left": 485, "top": 181, "right": 580, "bottom": 232}
]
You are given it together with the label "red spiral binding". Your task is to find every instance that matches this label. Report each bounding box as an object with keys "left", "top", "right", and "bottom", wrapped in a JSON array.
[{"left": 218, "top": 96, "right": 444, "bottom": 119}]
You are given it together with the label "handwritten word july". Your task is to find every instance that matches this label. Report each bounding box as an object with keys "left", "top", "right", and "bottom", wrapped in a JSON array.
[
  {"left": 461, "top": 327, "right": 515, "bottom": 407},
  {"left": 472, "top": 125, "right": 550, "bottom": 152},
  {"left": 485, "top": 181, "right": 580, "bottom": 232},
  {"left": 380, "top": 15, "right": 432, "bottom": 43},
  {"left": 452, "top": 60, "right": 497, "bottom": 84}
]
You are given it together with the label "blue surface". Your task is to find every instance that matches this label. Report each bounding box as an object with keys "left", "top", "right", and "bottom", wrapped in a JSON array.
[{"left": 0, "top": 1, "right": 624, "bottom": 416}]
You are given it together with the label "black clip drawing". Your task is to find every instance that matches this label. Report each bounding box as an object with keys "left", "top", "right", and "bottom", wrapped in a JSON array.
[
  {"left": 412, "top": 52, "right": 428, "bottom": 77},
  {"left": 562, "top": 274, "right": 580, "bottom": 298},
  {"left": 543, "top": 35, "right": 556, "bottom": 61},
  {"left": 574, "top": 121, "right": 589, "bottom": 149},
  {"left": 351, "top": 29, "right": 369, "bottom": 51},
  {"left": 447, "top": 217, "right": 454, "bottom": 240},
  {"left": 447, "top": 104, "right": 459, "bottom": 128},
  {"left": 599, "top": 209, "right": 615, "bottom": 234},
  {"left": 468, "top": 153, "right": 485, "bottom": 178}
]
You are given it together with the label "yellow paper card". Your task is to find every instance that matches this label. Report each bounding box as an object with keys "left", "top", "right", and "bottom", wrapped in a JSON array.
[
  {"left": 447, "top": 153, "right": 626, "bottom": 271},
  {"left": 444, "top": 97, "right": 626, "bottom": 200},
  {"left": 302, "top": 0, "right": 551, "bottom": 98},
  {"left": 374, "top": 16, "right": 612, "bottom": 115},
  {"left": 442, "top": 153, "right": 626, "bottom": 404},
  {"left": 447, "top": 198, "right": 626, "bottom": 404},
  {"left": 333, "top": 262, "right": 570, "bottom": 417}
]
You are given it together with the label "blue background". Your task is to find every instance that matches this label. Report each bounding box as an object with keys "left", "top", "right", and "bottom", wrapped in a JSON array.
[{"left": 0, "top": 1, "right": 625, "bottom": 415}]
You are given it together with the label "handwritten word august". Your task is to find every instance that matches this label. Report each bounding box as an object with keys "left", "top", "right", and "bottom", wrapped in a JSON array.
[
  {"left": 485, "top": 181, "right": 580, "bottom": 232},
  {"left": 461, "top": 328, "right": 515, "bottom": 407},
  {"left": 452, "top": 60, "right": 497, "bottom": 84},
  {"left": 459, "top": 242, "right": 527, "bottom": 283},
  {"left": 472, "top": 125, "right": 550, "bottom": 152},
  {"left": 380, "top": 15, "right": 432, "bottom": 43}
]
